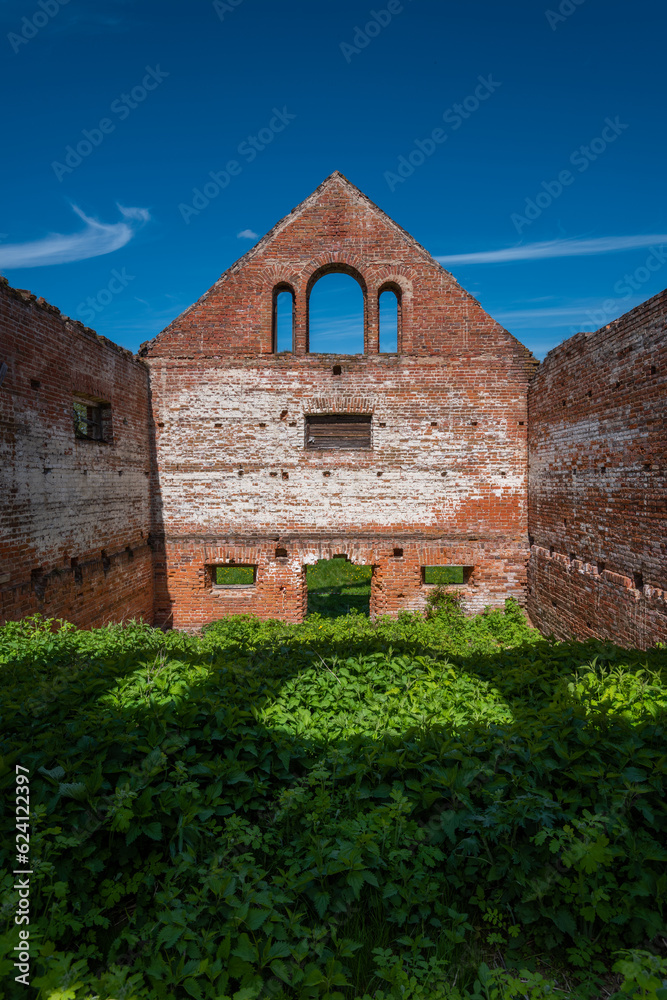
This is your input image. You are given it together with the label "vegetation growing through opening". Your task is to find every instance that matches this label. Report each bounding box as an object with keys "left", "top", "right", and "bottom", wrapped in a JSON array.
[
  {"left": 423, "top": 566, "right": 467, "bottom": 586},
  {"left": 1, "top": 594, "right": 666, "bottom": 1000}
]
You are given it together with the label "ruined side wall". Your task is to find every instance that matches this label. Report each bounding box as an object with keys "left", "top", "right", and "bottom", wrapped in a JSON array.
[
  {"left": 147, "top": 352, "right": 532, "bottom": 629},
  {"left": 527, "top": 289, "right": 667, "bottom": 648},
  {"left": 0, "top": 279, "right": 154, "bottom": 628}
]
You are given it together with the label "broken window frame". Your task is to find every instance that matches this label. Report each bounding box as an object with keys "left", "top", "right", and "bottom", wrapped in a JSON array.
[{"left": 72, "top": 396, "right": 112, "bottom": 443}]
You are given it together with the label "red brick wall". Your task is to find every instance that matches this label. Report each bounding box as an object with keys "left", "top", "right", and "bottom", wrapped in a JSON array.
[
  {"left": 143, "top": 174, "right": 536, "bottom": 629},
  {"left": 0, "top": 278, "right": 154, "bottom": 628},
  {"left": 527, "top": 288, "right": 667, "bottom": 648}
]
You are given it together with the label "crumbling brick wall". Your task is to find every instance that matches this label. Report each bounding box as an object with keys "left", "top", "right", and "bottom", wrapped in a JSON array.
[
  {"left": 527, "top": 288, "right": 667, "bottom": 648},
  {"left": 141, "top": 172, "right": 536, "bottom": 629},
  {"left": 0, "top": 278, "right": 154, "bottom": 628}
]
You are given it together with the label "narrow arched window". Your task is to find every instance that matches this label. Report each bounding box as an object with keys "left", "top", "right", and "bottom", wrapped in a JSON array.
[
  {"left": 273, "top": 286, "right": 294, "bottom": 352},
  {"left": 379, "top": 288, "right": 399, "bottom": 353},
  {"left": 308, "top": 272, "right": 365, "bottom": 354}
]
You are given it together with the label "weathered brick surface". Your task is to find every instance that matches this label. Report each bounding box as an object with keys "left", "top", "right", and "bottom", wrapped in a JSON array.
[
  {"left": 527, "top": 288, "right": 667, "bottom": 648},
  {"left": 142, "top": 173, "right": 536, "bottom": 629},
  {"left": 0, "top": 278, "right": 154, "bottom": 628}
]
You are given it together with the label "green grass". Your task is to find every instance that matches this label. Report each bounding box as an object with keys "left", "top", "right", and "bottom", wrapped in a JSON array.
[
  {"left": 423, "top": 566, "right": 465, "bottom": 586},
  {"left": 0, "top": 603, "right": 666, "bottom": 1000},
  {"left": 215, "top": 565, "right": 255, "bottom": 585},
  {"left": 307, "top": 558, "right": 372, "bottom": 617}
]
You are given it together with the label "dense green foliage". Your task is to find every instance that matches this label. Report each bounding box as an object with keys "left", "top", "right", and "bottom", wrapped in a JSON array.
[{"left": 1, "top": 588, "right": 666, "bottom": 1000}]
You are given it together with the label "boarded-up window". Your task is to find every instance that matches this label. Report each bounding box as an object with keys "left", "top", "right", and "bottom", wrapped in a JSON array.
[
  {"left": 422, "top": 566, "right": 472, "bottom": 585},
  {"left": 73, "top": 397, "right": 112, "bottom": 442},
  {"left": 305, "top": 414, "right": 372, "bottom": 450}
]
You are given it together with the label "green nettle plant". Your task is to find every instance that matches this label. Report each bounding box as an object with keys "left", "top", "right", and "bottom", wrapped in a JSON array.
[{"left": 0, "top": 571, "right": 665, "bottom": 1000}]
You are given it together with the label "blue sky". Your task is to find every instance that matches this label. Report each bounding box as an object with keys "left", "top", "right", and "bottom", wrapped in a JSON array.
[{"left": 1, "top": 0, "right": 665, "bottom": 359}]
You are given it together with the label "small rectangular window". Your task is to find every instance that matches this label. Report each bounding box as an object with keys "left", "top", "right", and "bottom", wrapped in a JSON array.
[
  {"left": 211, "top": 565, "right": 256, "bottom": 587},
  {"left": 73, "top": 396, "right": 112, "bottom": 442},
  {"left": 422, "top": 566, "right": 472, "bottom": 586},
  {"left": 305, "top": 414, "right": 372, "bottom": 450}
]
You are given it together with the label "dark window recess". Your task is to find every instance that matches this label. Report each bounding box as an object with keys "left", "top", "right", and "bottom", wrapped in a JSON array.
[
  {"left": 422, "top": 565, "right": 472, "bottom": 586},
  {"left": 125, "top": 546, "right": 134, "bottom": 561},
  {"left": 393, "top": 547, "right": 403, "bottom": 558},
  {"left": 73, "top": 397, "right": 112, "bottom": 442},
  {"left": 305, "top": 414, "right": 372, "bottom": 450},
  {"left": 275, "top": 548, "right": 288, "bottom": 559},
  {"left": 101, "top": 550, "right": 111, "bottom": 574},
  {"left": 597, "top": 561, "right": 606, "bottom": 574},
  {"left": 633, "top": 571, "right": 644, "bottom": 591},
  {"left": 332, "top": 365, "right": 342, "bottom": 375},
  {"left": 31, "top": 379, "right": 41, "bottom": 390},
  {"left": 212, "top": 565, "right": 256, "bottom": 586}
]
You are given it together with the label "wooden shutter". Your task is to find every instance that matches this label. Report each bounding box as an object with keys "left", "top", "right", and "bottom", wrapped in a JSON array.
[{"left": 305, "top": 414, "right": 372, "bottom": 450}]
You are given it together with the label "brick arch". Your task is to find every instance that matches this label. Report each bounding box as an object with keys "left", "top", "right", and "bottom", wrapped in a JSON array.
[{"left": 304, "top": 260, "right": 369, "bottom": 354}]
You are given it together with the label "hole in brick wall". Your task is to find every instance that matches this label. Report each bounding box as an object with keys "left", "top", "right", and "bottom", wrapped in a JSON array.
[
  {"left": 125, "top": 546, "right": 134, "bottom": 561},
  {"left": 379, "top": 422, "right": 386, "bottom": 427},
  {"left": 549, "top": 546, "right": 554, "bottom": 556},
  {"left": 270, "top": 471, "right": 278, "bottom": 477},
  {"left": 273, "top": 288, "right": 294, "bottom": 352},
  {"left": 519, "top": 421, "right": 524, "bottom": 426},
  {"left": 393, "top": 547, "right": 403, "bottom": 558},
  {"left": 214, "top": 423, "right": 222, "bottom": 428},
  {"left": 212, "top": 565, "right": 256, "bottom": 586},
  {"left": 600, "top": 467, "right": 606, "bottom": 474},
  {"left": 118, "top": 470, "right": 123, "bottom": 476},
  {"left": 431, "top": 421, "right": 437, "bottom": 426},
  {"left": 238, "top": 470, "right": 244, "bottom": 476},
  {"left": 651, "top": 365, "right": 657, "bottom": 374},
  {"left": 587, "top": 390, "right": 592, "bottom": 397},
  {"left": 422, "top": 566, "right": 471, "bottom": 585},
  {"left": 644, "top": 463, "right": 651, "bottom": 471},
  {"left": 275, "top": 547, "right": 288, "bottom": 559},
  {"left": 43, "top": 467, "right": 51, "bottom": 475},
  {"left": 528, "top": 535, "right": 534, "bottom": 546},
  {"left": 633, "top": 571, "right": 644, "bottom": 591},
  {"left": 158, "top": 422, "right": 165, "bottom": 428},
  {"left": 569, "top": 552, "right": 576, "bottom": 562},
  {"left": 323, "top": 471, "right": 331, "bottom": 477},
  {"left": 282, "top": 471, "right": 289, "bottom": 479},
  {"left": 586, "top": 621, "right": 591, "bottom": 628},
  {"left": 259, "top": 422, "right": 266, "bottom": 428},
  {"left": 563, "top": 518, "right": 567, "bottom": 526},
  {"left": 377, "top": 471, "right": 383, "bottom": 477},
  {"left": 332, "top": 365, "right": 342, "bottom": 375},
  {"left": 441, "top": 471, "right": 447, "bottom": 477},
  {"left": 471, "top": 420, "right": 478, "bottom": 426},
  {"left": 379, "top": 288, "right": 399, "bottom": 352},
  {"left": 561, "top": 400, "right": 566, "bottom": 406},
  {"left": 289, "top": 421, "right": 296, "bottom": 427},
  {"left": 72, "top": 561, "right": 83, "bottom": 587},
  {"left": 597, "top": 560, "right": 606, "bottom": 573},
  {"left": 31, "top": 568, "right": 46, "bottom": 600},
  {"left": 30, "top": 379, "right": 40, "bottom": 390},
  {"left": 306, "top": 557, "right": 372, "bottom": 617},
  {"left": 501, "top": 472, "right": 507, "bottom": 477},
  {"left": 101, "top": 550, "right": 111, "bottom": 574},
  {"left": 551, "top": 600, "right": 557, "bottom": 607},
  {"left": 280, "top": 410, "right": 288, "bottom": 420},
  {"left": 309, "top": 272, "right": 364, "bottom": 354},
  {"left": 615, "top": 381, "right": 621, "bottom": 389}
]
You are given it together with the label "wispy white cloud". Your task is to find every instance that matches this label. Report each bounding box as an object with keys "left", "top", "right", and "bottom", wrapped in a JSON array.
[
  {"left": 0, "top": 204, "right": 150, "bottom": 270},
  {"left": 237, "top": 228, "right": 259, "bottom": 240},
  {"left": 494, "top": 299, "right": 645, "bottom": 330},
  {"left": 436, "top": 234, "right": 667, "bottom": 266}
]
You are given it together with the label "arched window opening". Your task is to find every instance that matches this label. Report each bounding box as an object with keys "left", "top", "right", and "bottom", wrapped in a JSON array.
[
  {"left": 308, "top": 272, "right": 365, "bottom": 354},
  {"left": 273, "top": 287, "right": 294, "bottom": 352},
  {"left": 379, "top": 288, "right": 399, "bottom": 353}
]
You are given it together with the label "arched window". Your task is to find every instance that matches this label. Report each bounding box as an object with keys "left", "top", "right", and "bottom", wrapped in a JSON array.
[
  {"left": 379, "top": 286, "right": 400, "bottom": 353},
  {"left": 308, "top": 272, "right": 365, "bottom": 354},
  {"left": 273, "top": 285, "right": 294, "bottom": 352}
]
